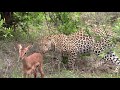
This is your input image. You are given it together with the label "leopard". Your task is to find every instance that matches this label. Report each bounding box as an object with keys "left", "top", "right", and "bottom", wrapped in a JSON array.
[{"left": 39, "top": 30, "right": 113, "bottom": 71}]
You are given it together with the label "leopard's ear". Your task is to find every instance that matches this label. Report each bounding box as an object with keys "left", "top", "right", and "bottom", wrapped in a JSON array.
[
  {"left": 51, "top": 43, "right": 55, "bottom": 51},
  {"left": 50, "top": 38, "right": 55, "bottom": 42},
  {"left": 50, "top": 39, "right": 55, "bottom": 51}
]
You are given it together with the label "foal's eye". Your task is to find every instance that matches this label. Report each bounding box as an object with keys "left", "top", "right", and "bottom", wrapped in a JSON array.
[{"left": 25, "top": 53, "right": 27, "bottom": 54}]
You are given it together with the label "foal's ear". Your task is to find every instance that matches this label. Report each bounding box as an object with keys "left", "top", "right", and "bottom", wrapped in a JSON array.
[
  {"left": 25, "top": 45, "right": 33, "bottom": 50},
  {"left": 17, "top": 44, "right": 22, "bottom": 50}
]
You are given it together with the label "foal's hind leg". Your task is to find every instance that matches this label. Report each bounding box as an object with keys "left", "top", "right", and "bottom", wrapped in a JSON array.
[
  {"left": 33, "top": 68, "right": 37, "bottom": 78},
  {"left": 38, "top": 63, "right": 44, "bottom": 78}
]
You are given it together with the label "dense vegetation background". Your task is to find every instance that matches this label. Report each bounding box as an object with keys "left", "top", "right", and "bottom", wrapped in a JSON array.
[{"left": 0, "top": 12, "right": 120, "bottom": 78}]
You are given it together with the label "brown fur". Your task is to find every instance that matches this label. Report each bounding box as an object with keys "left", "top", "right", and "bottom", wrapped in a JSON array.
[{"left": 18, "top": 44, "right": 44, "bottom": 78}]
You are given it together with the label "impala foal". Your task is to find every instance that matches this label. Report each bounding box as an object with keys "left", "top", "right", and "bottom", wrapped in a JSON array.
[{"left": 17, "top": 44, "right": 44, "bottom": 78}]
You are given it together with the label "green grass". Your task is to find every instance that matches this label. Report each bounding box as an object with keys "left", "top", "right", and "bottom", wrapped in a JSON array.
[
  {"left": 46, "top": 70, "right": 80, "bottom": 78},
  {"left": 11, "top": 70, "right": 23, "bottom": 78},
  {"left": 45, "top": 70, "right": 120, "bottom": 78},
  {"left": 1, "top": 69, "right": 120, "bottom": 78}
]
